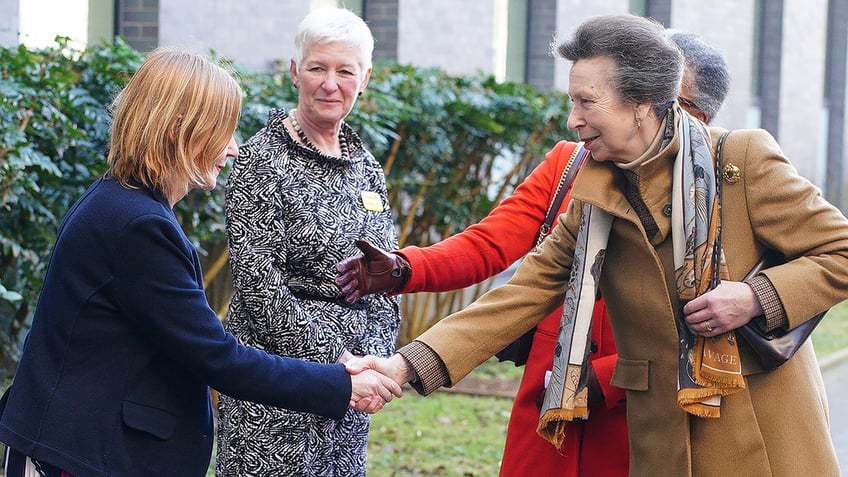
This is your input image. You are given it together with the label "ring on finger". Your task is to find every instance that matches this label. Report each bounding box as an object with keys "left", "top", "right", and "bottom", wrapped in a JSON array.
[{"left": 705, "top": 320, "right": 714, "bottom": 332}]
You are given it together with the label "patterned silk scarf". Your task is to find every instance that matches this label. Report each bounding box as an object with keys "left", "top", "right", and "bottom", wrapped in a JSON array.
[
  {"left": 536, "top": 203, "right": 611, "bottom": 447},
  {"left": 538, "top": 107, "right": 745, "bottom": 448},
  {"left": 671, "top": 109, "right": 745, "bottom": 417}
]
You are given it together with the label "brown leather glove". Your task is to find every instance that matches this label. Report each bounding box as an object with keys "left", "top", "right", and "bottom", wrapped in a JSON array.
[{"left": 335, "top": 239, "right": 411, "bottom": 303}]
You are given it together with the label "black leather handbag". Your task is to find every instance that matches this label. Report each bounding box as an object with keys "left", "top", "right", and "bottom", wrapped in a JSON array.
[{"left": 734, "top": 250, "right": 827, "bottom": 370}]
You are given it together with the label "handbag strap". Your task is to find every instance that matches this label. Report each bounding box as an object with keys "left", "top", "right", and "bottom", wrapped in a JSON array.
[
  {"left": 709, "top": 131, "right": 731, "bottom": 289},
  {"left": 710, "top": 130, "right": 771, "bottom": 285},
  {"left": 713, "top": 131, "right": 777, "bottom": 277},
  {"left": 714, "top": 131, "right": 788, "bottom": 283},
  {"left": 537, "top": 143, "right": 588, "bottom": 246}
]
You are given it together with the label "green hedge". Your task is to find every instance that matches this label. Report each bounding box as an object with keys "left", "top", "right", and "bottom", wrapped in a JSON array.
[{"left": 0, "top": 38, "right": 574, "bottom": 379}]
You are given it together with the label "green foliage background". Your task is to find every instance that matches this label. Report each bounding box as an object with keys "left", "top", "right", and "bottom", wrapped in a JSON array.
[
  {"left": 0, "top": 39, "right": 574, "bottom": 380},
  {"left": 0, "top": 39, "right": 142, "bottom": 375}
]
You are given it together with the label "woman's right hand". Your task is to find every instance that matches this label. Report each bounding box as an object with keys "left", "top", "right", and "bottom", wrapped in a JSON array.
[
  {"left": 348, "top": 366, "right": 404, "bottom": 414},
  {"left": 335, "top": 240, "right": 410, "bottom": 302},
  {"left": 683, "top": 280, "right": 762, "bottom": 337}
]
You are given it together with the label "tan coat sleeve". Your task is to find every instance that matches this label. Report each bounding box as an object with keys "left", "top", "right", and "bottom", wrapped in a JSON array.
[
  {"left": 408, "top": 203, "right": 582, "bottom": 389},
  {"left": 720, "top": 128, "right": 848, "bottom": 329}
]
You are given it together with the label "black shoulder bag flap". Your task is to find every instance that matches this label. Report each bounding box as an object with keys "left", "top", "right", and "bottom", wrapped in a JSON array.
[{"left": 735, "top": 249, "right": 827, "bottom": 370}]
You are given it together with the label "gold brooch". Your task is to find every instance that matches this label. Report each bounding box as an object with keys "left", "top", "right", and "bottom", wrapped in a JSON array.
[{"left": 723, "top": 163, "right": 741, "bottom": 184}]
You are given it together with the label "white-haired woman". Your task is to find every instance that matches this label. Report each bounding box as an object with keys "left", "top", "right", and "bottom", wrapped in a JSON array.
[{"left": 215, "top": 6, "right": 400, "bottom": 476}]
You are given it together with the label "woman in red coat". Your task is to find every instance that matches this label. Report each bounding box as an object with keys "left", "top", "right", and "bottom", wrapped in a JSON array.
[{"left": 337, "top": 140, "right": 628, "bottom": 476}]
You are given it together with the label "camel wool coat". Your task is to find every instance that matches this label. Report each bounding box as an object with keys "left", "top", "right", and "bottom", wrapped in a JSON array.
[{"left": 406, "top": 125, "right": 847, "bottom": 476}]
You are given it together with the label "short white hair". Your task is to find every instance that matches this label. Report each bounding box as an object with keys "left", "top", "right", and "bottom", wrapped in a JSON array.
[{"left": 293, "top": 6, "right": 374, "bottom": 71}]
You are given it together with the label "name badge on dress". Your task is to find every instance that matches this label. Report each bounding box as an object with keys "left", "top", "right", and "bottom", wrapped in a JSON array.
[{"left": 360, "top": 191, "right": 384, "bottom": 212}]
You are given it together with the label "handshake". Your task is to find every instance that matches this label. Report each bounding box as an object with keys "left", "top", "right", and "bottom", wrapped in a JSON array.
[
  {"left": 336, "top": 239, "right": 415, "bottom": 413},
  {"left": 344, "top": 352, "right": 413, "bottom": 414}
]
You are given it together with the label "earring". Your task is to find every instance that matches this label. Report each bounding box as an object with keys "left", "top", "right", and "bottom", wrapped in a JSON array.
[
  {"left": 358, "top": 91, "right": 363, "bottom": 97},
  {"left": 636, "top": 117, "right": 642, "bottom": 128}
]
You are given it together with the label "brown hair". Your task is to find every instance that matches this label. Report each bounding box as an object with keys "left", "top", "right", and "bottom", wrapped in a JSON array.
[
  {"left": 107, "top": 47, "right": 242, "bottom": 199},
  {"left": 557, "top": 14, "right": 683, "bottom": 117}
]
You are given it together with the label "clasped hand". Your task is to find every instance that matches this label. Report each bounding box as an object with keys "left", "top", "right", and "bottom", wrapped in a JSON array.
[
  {"left": 682, "top": 280, "right": 763, "bottom": 337},
  {"left": 344, "top": 350, "right": 406, "bottom": 413},
  {"left": 346, "top": 354, "right": 412, "bottom": 414}
]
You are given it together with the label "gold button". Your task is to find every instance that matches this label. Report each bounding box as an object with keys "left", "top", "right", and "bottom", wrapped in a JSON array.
[{"left": 723, "top": 164, "right": 741, "bottom": 184}]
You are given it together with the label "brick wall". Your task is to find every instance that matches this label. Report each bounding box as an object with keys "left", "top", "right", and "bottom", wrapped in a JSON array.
[
  {"left": 525, "top": 0, "right": 556, "bottom": 90},
  {"left": 364, "top": 0, "right": 398, "bottom": 61},
  {"left": 117, "top": 0, "right": 158, "bottom": 52}
]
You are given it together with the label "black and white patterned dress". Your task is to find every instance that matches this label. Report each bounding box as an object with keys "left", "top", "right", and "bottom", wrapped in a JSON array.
[{"left": 216, "top": 108, "right": 400, "bottom": 476}]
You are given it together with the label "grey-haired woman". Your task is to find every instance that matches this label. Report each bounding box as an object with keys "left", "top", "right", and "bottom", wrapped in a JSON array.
[
  {"left": 215, "top": 6, "right": 400, "bottom": 477},
  {"left": 348, "top": 14, "right": 846, "bottom": 477}
]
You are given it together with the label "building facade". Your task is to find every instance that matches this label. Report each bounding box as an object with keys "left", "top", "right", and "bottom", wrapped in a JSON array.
[{"left": 2, "top": 0, "right": 847, "bottom": 209}]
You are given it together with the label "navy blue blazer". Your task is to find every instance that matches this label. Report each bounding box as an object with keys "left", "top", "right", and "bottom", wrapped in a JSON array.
[{"left": 0, "top": 177, "right": 351, "bottom": 476}]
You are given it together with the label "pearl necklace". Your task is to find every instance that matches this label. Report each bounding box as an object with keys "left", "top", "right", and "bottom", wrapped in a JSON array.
[{"left": 289, "top": 108, "right": 349, "bottom": 160}]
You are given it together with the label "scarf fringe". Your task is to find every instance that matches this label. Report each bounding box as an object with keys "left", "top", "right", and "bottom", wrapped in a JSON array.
[
  {"left": 692, "top": 335, "right": 746, "bottom": 389},
  {"left": 536, "top": 406, "right": 588, "bottom": 448},
  {"left": 677, "top": 399, "right": 722, "bottom": 419},
  {"left": 695, "top": 370, "right": 746, "bottom": 389},
  {"left": 678, "top": 386, "right": 723, "bottom": 419}
]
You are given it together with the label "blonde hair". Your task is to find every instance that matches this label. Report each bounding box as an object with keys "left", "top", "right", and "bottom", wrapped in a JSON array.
[{"left": 107, "top": 47, "right": 242, "bottom": 198}]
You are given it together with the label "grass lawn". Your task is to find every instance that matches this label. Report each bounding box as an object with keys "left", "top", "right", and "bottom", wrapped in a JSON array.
[
  {"left": 810, "top": 299, "right": 848, "bottom": 357},
  {"left": 367, "top": 388, "right": 514, "bottom": 476}
]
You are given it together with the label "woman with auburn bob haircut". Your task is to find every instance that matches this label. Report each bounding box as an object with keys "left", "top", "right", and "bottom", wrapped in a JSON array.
[
  {"left": 107, "top": 48, "right": 244, "bottom": 198},
  {"left": 0, "top": 47, "right": 397, "bottom": 477}
]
